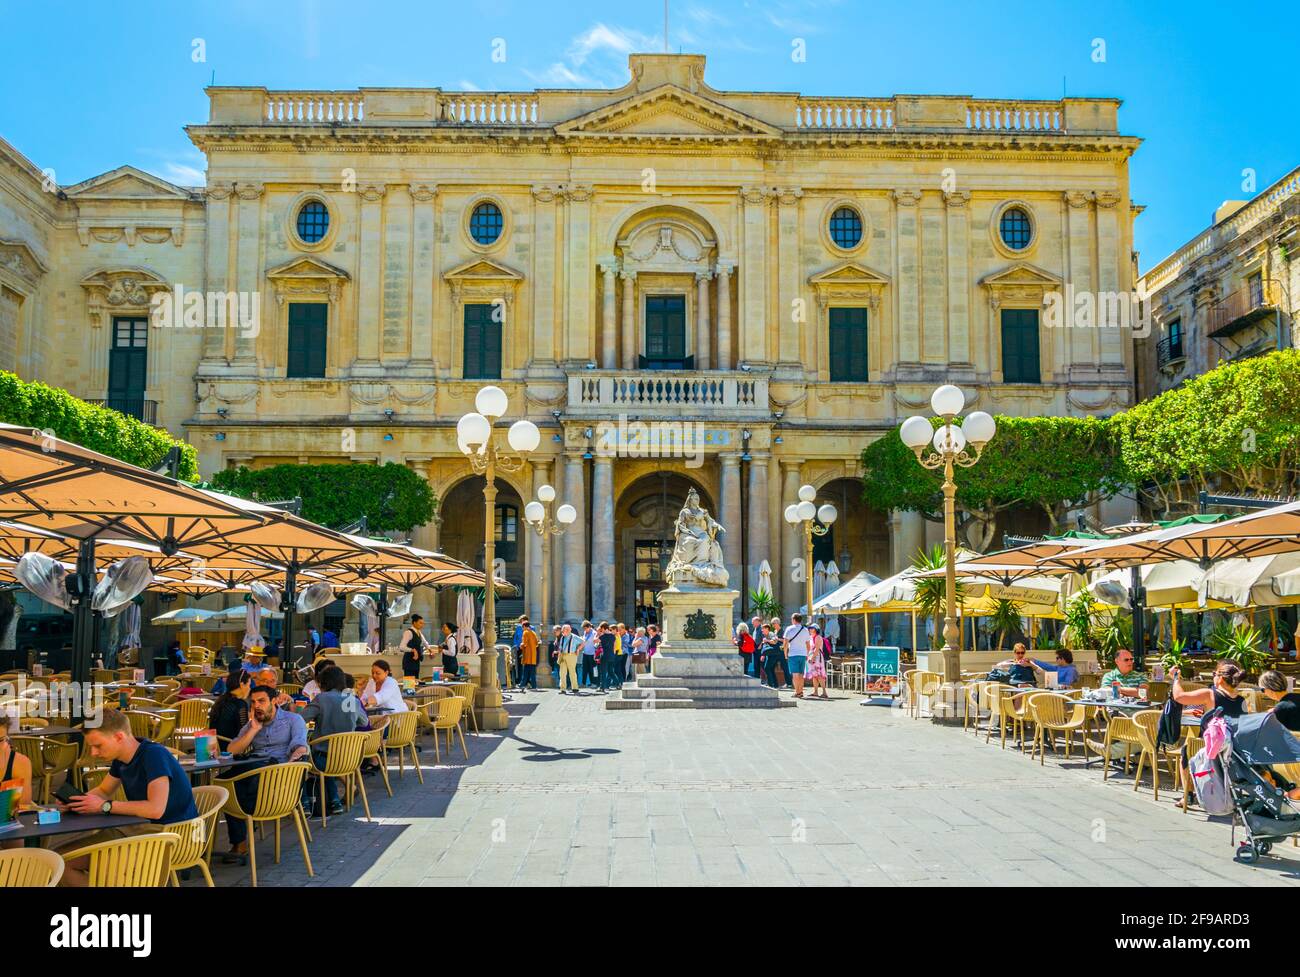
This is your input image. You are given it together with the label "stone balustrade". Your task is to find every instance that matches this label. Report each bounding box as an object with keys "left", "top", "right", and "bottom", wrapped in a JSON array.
[
  {"left": 264, "top": 90, "right": 365, "bottom": 123},
  {"left": 793, "top": 99, "right": 895, "bottom": 129},
  {"left": 965, "top": 100, "right": 1062, "bottom": 131},
  {"left": 566, "top": 369, "right": 768, "bottom": 418},
  {"left": 437, "top": 92, "right": 540, "bottom": 124}
]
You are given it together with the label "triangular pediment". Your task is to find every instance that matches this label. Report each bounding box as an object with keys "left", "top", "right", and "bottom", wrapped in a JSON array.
[
  {"left": 555, "top": 85, "right": 781, "bottom": 139},
  {"left": 808, "top": 261, "right": 891, "bottom": 288},
  {"left": 0, "top": 238, "right": 49, "bottom": 283},
  {"left": 63, "top": 166, "right": 194, "bottom": 200},
  {"left": 980, "top": 261, "right": 1062, "bottom": 289},
  {"left": 442, "top": 257, "right": 523, "bottom": 282},
  {"left": 266, "top": 256, "right": 350, "bottom": 281}
]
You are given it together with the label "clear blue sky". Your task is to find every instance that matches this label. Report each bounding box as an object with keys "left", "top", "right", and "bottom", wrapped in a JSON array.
[{"left": 0, "top": 0, "right": 1294, "bottom": 268}]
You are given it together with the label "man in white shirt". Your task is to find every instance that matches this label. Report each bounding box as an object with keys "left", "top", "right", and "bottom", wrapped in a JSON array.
[
  {"left": 580, "top": 620, "right": 598, "bottom": 689},
  {"left": 556, "top": 623, "right": 582, "bottom": 695},
  {"left": 783, "top": 612, "right": 812, "bottom": 699}
]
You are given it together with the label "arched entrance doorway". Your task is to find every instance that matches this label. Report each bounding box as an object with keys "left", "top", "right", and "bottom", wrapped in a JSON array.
[
  {"left": 434, "top": 476, "right": 526, "bottom": 628},
  {"left": 614, "top": 472, "right": 714, "bottom": 627}
]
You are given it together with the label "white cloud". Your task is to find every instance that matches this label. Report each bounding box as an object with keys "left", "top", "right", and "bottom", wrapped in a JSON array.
[
  {"left": 458, "top": 79, "right": 482, "bottom": 92},
  {"left": 164, "top": 162, "right": 207, "bottom": 185},
  {"left": 524, "top": 22, "right": 660, "bottom": 89}
]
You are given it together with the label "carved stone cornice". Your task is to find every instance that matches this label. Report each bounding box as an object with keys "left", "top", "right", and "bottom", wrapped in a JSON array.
[
  {"left": 775, "top": 186, "right": 803, "bottom": 206},
  {"left": 893, "top": 189, "right": 921, "bottom": 207},
  {"left": 530, "top": 184, "right": 560, "bottom": 202},
  {"left": 359, "top": 183, "right": 386, "bottom": 202},
  {"left": 739, "top": 185, "right": 768, "bottom": 205},
  {"left": 408, "top": 183, "right": 438, "bottom": 201},
  {"left": 1095, "top": 190, "right": 1121, "bottom": 209},
  {"left": 79, "top": 268, "right": 172, "bottom": 328},
  {"left": 561, "top": 184, "right": 593, "bottom": 202},
  {"left": 1065, "top": 190, "right": 1092, "bottom": 209},
  {"left": 943, "top": 190, "right": 970, "bottom": 209},
  {"left": 234, "top": 182, "right": 264, "bottom": 200},
  {"left": 205, "top": 183, "right": 234, "bottom": 201},
  {"left": 0, "top": 239, "right": 49, "bottom": 287}
]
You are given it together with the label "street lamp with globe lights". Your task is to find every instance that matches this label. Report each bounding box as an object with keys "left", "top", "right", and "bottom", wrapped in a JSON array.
[
  {"left": 457, "top": 385, "right": 539, "bottom": 728},
  {"left": 783, "top": 484, "right": 837, "bottom": 630},
  {"left": 523, "top": 485, "right": 576, "bottom": 685},
  {"left": 899, "top": 384, "right": 996, "bottom": 692}
]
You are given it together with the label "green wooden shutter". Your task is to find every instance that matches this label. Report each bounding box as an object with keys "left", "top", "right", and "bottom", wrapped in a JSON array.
[
  {"left": 828, "top": 307, "right": 868, "bottom": 382},
  {"left": 1000, "top": 309, "right": 1040, "bottom": 384},
  {"left": 463, "top": 303, "right": 501, "bottom": 379},
  {"left": 287, "top": 303, "right": 328, "bottom": 378}
]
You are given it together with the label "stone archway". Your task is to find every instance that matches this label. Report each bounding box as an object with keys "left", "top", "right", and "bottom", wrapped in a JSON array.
[
  {"left": 433, "top": 475, "right": 526, "bottom": 628},
  {"left": 614, "top": 471, "right": 714, "bottom": 627}
]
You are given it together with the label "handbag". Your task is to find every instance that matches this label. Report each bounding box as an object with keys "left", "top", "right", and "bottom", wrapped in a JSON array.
[{"left": 632, "top": 652, "right": 649, "bottom": 665}]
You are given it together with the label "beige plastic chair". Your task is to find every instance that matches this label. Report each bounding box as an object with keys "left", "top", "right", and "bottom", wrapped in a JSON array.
[
  {"left": 212, "top": 761, "right": 314, "bottom": 887},
  {"left": 361, "top": 725, "right": 392, "bottom": 797},
  {"left": 1144, "top": 680, "right": 1171, "bottom": 705},
  {"left": 0, "top": 848, "right": 64, "bottom": 887},
  {"left": 1181, "top": 732, "right": 1205, "bottom": 814},
  {"left": 457, "top": 681, "right": 480, "bottom": 734},
  {"left": 988, "top": 689, "right": 1030, "bottom": 750},
  {"left": 429, "top": 696, "right": 468, "bottom": 763},
  {"left": 963, "top": 681, "right": 991, "bottom": 733},
  {"left": 123, "top": 709, "right": 161, "bottom": 741},
  {"left": 164, "top": 784, "right": 228, "bottom": 887},
  {"left": 1077, "top": 673, "right": 1101, "bottom": 691},
  {"left": 907, "top": 670, "right": 943, "bottom": 719},
  {"left": 1095, "top": 714, "right": 1144, "bottom": 781},
  {"left": 173, "top": 697, "right": 214, "bottom": 743},
  {"left": 61, "top": 833, "right": 178, "bottom": 887},
  {"left": 383, "top": 710, "right": 423, "bottom": 784},
  {"left": 307, "top": 731, "right": 372, "bottom": 827},
  {"left": 1030, "top": 693, "right": 1087, "bottom": 764},
  {"left": 11, "top": 735, "right": 78, "bottom": 805},
  {"left": 1131, "top": 709, "right": 1175, "bottom": 801}
]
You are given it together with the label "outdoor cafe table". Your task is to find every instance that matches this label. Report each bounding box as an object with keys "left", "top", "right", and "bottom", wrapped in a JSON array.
[
  {"left": 14, "top": 723, "right": 81, "bottom": 738},
  {"left": 177, "top": 754, "right": 241, "bottom": 784},
  {"left": 3, "top": 809, "right": 148, "bottom": 848}
]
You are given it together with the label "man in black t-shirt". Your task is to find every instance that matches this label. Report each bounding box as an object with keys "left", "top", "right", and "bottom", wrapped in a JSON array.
[{"left": 597, "top": 622, "right": 618, "bottom": 693}]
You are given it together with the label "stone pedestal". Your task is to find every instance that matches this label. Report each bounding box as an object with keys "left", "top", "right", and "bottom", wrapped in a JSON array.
[{"left": 607, "top": 584, "right": 788, "bottom": 710}]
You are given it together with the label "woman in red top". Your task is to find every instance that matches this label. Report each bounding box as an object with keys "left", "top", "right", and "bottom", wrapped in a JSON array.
[{"left": 736, "top": 622, "right": 757, "bottom": 677}]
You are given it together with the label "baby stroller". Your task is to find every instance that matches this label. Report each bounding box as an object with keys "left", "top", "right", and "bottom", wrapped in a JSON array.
[{"left": 1221, "top": 712, "right": 1300, "bottom": 864}]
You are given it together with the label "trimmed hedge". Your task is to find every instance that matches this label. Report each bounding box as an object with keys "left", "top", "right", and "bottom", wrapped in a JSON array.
[
  {"left": 211, "top": 461, "right": 436, "bottom": 532},
  {"left": 0, "top": 371, "right": 198, "bottom": 480}
]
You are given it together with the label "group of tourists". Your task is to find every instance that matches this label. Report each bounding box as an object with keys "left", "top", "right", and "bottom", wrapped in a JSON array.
[{"left": 734, "top": 612, "right": 832, "bottom": 700}]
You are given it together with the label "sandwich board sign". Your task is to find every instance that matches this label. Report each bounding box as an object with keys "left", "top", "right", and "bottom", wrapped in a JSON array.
[{"left": 863, "top": 646, "right": 901, "bottom": 699}]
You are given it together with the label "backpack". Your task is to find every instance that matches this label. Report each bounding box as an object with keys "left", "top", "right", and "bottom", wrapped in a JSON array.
[{"left": 1188, "top": 746, "right": 1234, "bottom": 816}]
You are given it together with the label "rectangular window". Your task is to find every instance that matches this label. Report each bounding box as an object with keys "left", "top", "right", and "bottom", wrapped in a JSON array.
[
  {"left": 463, "top": 302, "right": 502, "bottom": 379},
  {"left": 107, "top": 316, "right": 148, "bottom": 418},
  {"left": 494, "top": 503, "right": 518, "bottom": 562},
  {"left": 1248, "top": 272, "right": 1264, "bottom": 307},
  {"left": 643, "top": 295, "right": 689, "bottom": 369},
  {"left": 286, "top": 303, "right": 328, "bottom": 378},
  {"left": 1000, "top": 309, "right": 1041, "bottom": 384},
  {"left": 1167, "top": 318, "right": 1183, "bottom": 359},
  {"left": 828, "top": 307, "right": 868, "bottom": 382}
]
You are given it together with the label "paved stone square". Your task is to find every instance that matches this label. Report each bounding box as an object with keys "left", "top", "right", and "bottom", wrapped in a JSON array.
[{"left": 200, "top": 689, "right": 1300, "bottom": 887}]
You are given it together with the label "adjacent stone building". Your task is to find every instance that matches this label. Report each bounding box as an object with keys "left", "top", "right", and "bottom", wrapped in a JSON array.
[
  {"left": 1135, "top": 166, "right": 1299, "bottom": 400},
  {"left": 0, "top": 52, "right": 1140, "bottom": 630}
]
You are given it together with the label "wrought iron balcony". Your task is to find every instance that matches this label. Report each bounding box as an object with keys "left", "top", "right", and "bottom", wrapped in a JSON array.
[
  {"left": 90, "top": 398, "right": 158, "bottom": 424},
  {"left": 1207, "top": 279, "right": 1282, "bottom": 338},
  {"left": 1155, "top": 336, "right": 1185, "bottom": 371}
]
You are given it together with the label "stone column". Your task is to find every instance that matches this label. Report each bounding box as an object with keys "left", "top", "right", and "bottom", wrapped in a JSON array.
[
  {"left": 718, "top": 453, "right": 743, "bottom": 593},
  {"left": 695, "top": 270, "right": 712, "bottom": 370},
  {"left": 620, "top": 270, "right": 637, "bottom": 370},
  {"left": 780, "top": 461, "right": 802, "bottom": 611},
  {"left": 746, "top": 451, "right": 770, "bottom": 594},
  {"left": 716, "top": 262, "right": 733, "bottom": 370},
  {"left": 600, "top": 261, "right": 618, "bottom": 369},
  {"left": 560, "top": 453, "right": 588, "bottom": 622},
  {"left": 889, "top": 509, "right": 925, "bottom": 575},
  {"left": 590, "top": 455, "right": 615, "bottom": 623}
]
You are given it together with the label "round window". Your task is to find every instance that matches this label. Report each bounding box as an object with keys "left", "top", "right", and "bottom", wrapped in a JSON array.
[
  {"left": 295, "top": 200, "right": 330, "bottom": 244},
  {"left": 829, "top": 206, "right": 863, "bottom": 250},
  {"left": 469, "top": 201, "right": 504, "bottom": 245},
  {"left": 999, "top": 206, "right": 1032, "bottom": 251}
]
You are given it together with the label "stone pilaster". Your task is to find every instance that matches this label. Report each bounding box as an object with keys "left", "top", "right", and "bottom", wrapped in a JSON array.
[
  {"left": 894, "top": 189, "right": 921, "bottom": 365},
  {"left": 695, "top": 270, "right": 712, "bottom": 369},
  {"left": 560, "top": 453, "right": 588, "bottom": 622},
  {"left": 746, "top": 452, "right": 769, "bottom": 594},
  {"left": 718, "top": 453, "right": 743, "bottom": 594},
  {"left": 600, "top": 260, "right": 618, "bottom": 368},
  {"left": 564, "top": 185, "right": 593, "bottom": 363},
  {"left": 531, "top": 185, "right": 559, "bottom": 367},
  {"left": 409, "top": 184, "right": 438, "bottom": 371},
  {"left": 620, "top": 270, "right": 637, "bottom": 370},
  {"left": 715, "top": 262, "right": 733, "bottom": 370},
  {"left": 889, "top": 509, "right": 925, "bottom": 575},
  {"left": 354, "top": 183, "right": 387, "bottom": 375},
  {"left": 1095, "top": 191, "right": 1125, "bottom": 369},
  {"left": 590, "top": 455, "right": 615, "bottom": 623},
  {"left": 944, "top": 190, "right": 971, "bottom": 366},
  {"left": 200, "top": 184, "right": 233, "bottom": 367},
  {"left": 776, "top": 187, "right": 802, "bottom": 367},
  {"left": 739, "top": 187, "right": 768, "bottom": 364},
  {"left": 1066, "top": 190, "right": 1095, "bottom": 373},
  {"left": 526, "top": 460, "right": 551, "bottom": 624},
  {"left": 232, "top": 182, "right": 263, "bottom": 368}
]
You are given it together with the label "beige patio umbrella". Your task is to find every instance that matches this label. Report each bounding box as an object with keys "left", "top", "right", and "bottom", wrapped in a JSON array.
[{"left": 1196, "top": 553, "right": 1300, "bottom": 608}]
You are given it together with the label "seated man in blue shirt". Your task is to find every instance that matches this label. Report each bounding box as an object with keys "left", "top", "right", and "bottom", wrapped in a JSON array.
[
  {"left": 1032, "top": 648, "right": 1080, "bottom": 688},
  {"left": 59, "top": 707, "right": 198, "bottom": 886},
  {"left": 220, "top": 684, "right": 309, "bottom": 863}
]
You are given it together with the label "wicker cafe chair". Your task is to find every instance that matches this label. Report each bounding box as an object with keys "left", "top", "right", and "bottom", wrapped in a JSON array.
[
  {"left": 307, "top": 731, "right": 372, "bottom": 828},
  {"left": 212, "top": 761, "right": 314, "bottom": 887},
  {"left": 908, "top": 670, "right": 943, "bottom": 719},
  {"left": 987, "top": 689, "right": 1031, "bottom": 750},
  {"left": 92, "top": 669, "right": 116, "bottom": 685},
  {"left": 0, "top": 848, "right": 65, "bottom": 887},
  {"left": 457, "top": 681, "right": 480, "bottom": 734},
  {"left": 429, "top": 696, "right": 468, "bottom": 763},
  {"left": 963, "top": 681, "right": 991, "bottom": 733},
  {"left": 11, "top": 735, "right": 78, "bottom": 805},
  {"left": 1181, "top": 732, "right": 1206, "bottom": 815},
  {"left": 164, "top": 785, "right": 228, "bottom": 887},
  {"left": 1094, "top": 714, "right": 1144, "bottom": 781},
  {"left": 361, "top": 725, "right": 392, "bottom": 797},
  {"left": 383, "top": 710, "right": 423, "bottom": 784},
  {"left": 124, "top": 709, "right": 161, "bottom": 741},
  {"left": 61, "top": 833, "right": 178, "bottom": 887},
  {"left": 1144, "top": 680, "right": 1171, "bottom": 705},
  {"left": 1077, "top": 672, "right": 1101, "bottom": 691},
  {"left": 1130, "top": 710, "right": 1176, "bottom": 801},
  {"left": 1030, "top": 693, "right": 1087, "bottom": 764},
  {"left": 174, "top": 696, "right": 215, "bottom": 743}
]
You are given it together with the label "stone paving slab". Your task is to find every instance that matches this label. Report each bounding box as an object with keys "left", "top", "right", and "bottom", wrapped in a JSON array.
[{"left": 195, "top": 687, "right": 1300, "bottom": 887}]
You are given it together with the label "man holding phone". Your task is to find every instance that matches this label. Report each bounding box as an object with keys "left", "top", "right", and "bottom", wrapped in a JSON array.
[{"left": 57, "top": 708, "right": 197, "bottom": 886}]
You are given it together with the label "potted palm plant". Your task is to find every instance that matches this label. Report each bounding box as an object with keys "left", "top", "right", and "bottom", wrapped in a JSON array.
[
  {"left": 1160, "top": 636, "right": 1193, "bottom": 678},
  {"left": 911, "top": 545, "right": 965, "bottom": 651},
  {"left": 1210, "top": 623, "right": 1269, "bottom": 680},
  {"left": 988, "top": 598, "right": 1024, "bottom": 653}
]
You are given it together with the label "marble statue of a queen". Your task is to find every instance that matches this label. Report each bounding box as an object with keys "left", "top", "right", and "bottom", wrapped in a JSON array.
[{"left": 664, "top": 487, "right": 729, "bottom": 588}]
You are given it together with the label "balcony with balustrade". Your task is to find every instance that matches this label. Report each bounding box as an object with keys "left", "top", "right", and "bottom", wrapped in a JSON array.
[
  {"left": 1155, "top": 335, "right": 1186, "bottom": 372},
  {"left": 564, "top": 369, "right": 769, "bottom": 421},
  {"left": 1207, "top": 280, "right": 1283, "bottom": 339}
]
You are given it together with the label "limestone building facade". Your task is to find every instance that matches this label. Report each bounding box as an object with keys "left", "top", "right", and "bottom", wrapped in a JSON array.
[
  {"left": 1135, "top": 166, "right": 1299, "bottom": 401},
  {"left": 0, "top": 53, "right": 1140, "bottom": 631}
]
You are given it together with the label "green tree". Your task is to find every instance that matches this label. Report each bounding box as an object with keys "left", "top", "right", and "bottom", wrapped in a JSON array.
[
  {"left": 0, "top": 371, "right": 198, "bottom": 479},
  {"left": 211, "top": 462, "right": 436, "bottom": 532},
  {"left": 1112, "top": 348, "right": 1300, "bottom": 514},
  {"left": 861, "top": 414, "right": 1121, "bottom": 551}
]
